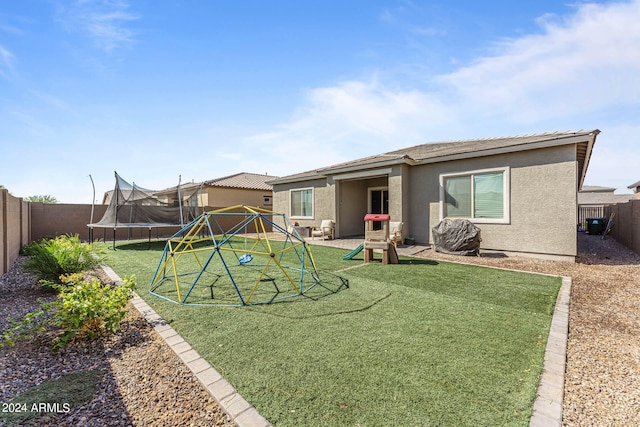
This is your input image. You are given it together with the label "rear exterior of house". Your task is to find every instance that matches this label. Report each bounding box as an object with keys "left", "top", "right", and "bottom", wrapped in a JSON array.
[{"left": 269, "top": 130, "right": 599, "bottom": 261}]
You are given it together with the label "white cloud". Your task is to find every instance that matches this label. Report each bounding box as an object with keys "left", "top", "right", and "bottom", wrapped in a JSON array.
[
  {"left": 438, "top": 0, "right": 640, "bottom": 122},
  {"left": 0, "top": 44, "right": 15, "bottom": 76},
  {"left": 247, "top": 0, "right": 640, "bottom": 181},
  {"left": 244, "top": 78, "right": 454, "bottom": 175},
  {"left": 57, "top": 0, "right": 139, "bottom": 52}
]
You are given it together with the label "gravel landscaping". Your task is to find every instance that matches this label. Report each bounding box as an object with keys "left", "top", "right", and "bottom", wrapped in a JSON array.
[
  {"left": 1, "top": 232, "right": 639, "bottom": 426},
  {"left": 0, "top": 260, "right": 234, "bottom": 427}
]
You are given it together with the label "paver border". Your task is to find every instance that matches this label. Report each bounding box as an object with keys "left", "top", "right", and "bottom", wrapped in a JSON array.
[
  {"left": 101, "top": 265, "right": 272, "bottom": 427},
  {"left": 529, "top": 276, "right": 571, "bottom": 427}
]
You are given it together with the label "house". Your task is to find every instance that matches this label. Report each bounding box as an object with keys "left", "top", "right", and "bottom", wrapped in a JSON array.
[
  {"left": 268, "top": 130, "right": 600, "bottom": 261},
  {"left": 627, "top": 180, "right": 640, "bottom": 199},
  {"left": 578, "top": 185, "right": 634, "bottom": 228},
  {"left": 154, "top": 172, "right": 278, "bottom": 209}
]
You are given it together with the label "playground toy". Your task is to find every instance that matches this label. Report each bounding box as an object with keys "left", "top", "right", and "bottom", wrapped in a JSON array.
[
  {"left": 363, "top": 214, "right": 399, "bottom": 264},
  {"left": 149, "top": 205, "right": 322, "bottom": 306},
  {"left": 88, "top": 171, "right": 201, "bottom": 247}
]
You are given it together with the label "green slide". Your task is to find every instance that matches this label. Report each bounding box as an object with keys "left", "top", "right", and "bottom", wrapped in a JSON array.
[{"left": 342, "top": 243, "right": 364, "bottom": 260}]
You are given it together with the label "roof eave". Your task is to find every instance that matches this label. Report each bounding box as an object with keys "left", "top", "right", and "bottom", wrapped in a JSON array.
[
  {"left": 413, "top": 131, "right": 601, "bottom": 167},
  {"left": 268, "top": 173, "right": 327, "bottom": 186},
  {"left": 318, "top": 156, "right": 416, "bottom": 176},
  {"left": 578, "top": 130, "right": 600, "bottom": 190}
]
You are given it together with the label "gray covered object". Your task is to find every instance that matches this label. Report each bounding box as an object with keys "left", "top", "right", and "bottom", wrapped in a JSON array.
[{"left": 432, "top": 218, "right": 481, "bottom": 256}]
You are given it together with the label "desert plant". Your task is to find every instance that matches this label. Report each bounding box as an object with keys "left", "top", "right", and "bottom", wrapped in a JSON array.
[
  {"left": 1, "top": 274, "right": 136, "bottom": 351},
  {"left": 22, "top": 235, "right": 105, "bottom": 282}
]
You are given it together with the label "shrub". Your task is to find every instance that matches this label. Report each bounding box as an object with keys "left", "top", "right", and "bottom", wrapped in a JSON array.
[
  {"left": 1, "top": 274, "right": 135, "bottom": 352},
  {"left": 22, "top": 235, "right": 106, "bottom": 282}
]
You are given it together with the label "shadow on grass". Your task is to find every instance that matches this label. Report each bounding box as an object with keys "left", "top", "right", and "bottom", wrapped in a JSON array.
[
  {"left": 109, "top": 240, "right": 169, "bottom": 251},
  {"left": 340, "top": 256, "right": 439, "bottom": 266},
  {"left": 252, "top": 292, "right": 393, "bottom": 320},
  {"left": 243, "top": 270, "right": 395, "bottom": 320}
]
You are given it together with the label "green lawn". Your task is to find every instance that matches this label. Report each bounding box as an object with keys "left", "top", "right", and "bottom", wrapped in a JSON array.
[{"left": 104, "top": 239, "right": 560, "bottom": 427}]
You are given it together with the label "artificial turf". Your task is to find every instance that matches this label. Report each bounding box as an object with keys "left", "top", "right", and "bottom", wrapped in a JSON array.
[{"left": 104, "top": 239, "right": 560, "bottom": 426}]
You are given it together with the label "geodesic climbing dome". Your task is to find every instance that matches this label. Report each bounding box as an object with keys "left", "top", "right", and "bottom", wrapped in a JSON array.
[{"left": 149, "top": 205, "right": 322, "bottom": 306}]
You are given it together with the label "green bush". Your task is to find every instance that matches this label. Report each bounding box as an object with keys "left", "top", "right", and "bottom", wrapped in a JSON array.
[
  {"left": 22, "top": 235, "right": 105, "bottom": 282},
  {"left": 1, "top": 274, "right": 135, "bottom": 352}
]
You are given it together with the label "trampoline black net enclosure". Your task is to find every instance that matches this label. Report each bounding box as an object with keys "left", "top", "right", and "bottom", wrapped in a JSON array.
[{"left": 88, "top": 172, "right": 201, "bottom": 240}]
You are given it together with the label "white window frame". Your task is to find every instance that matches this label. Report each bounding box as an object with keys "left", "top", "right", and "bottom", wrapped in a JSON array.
[
  {"left": 439, "top": 167, "right": 510, "bottom": 224},
  {"left": 290, "top": 187, "right": 314, "bottom": 219}
]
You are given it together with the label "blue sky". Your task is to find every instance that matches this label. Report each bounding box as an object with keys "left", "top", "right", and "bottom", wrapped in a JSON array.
[{"left": 1, "top": 0, "right": 639, "bottom": 203}]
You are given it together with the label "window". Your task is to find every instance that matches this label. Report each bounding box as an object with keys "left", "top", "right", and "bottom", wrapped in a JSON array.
[
  {"left": 440, "top": 168, "right": 509, "bottom": 223},
  {"left": 263, "top": 195, "right": 272, "bottom": 206},
  {"left": 290, "top": 188, "right": 313, "bottom": 218}
]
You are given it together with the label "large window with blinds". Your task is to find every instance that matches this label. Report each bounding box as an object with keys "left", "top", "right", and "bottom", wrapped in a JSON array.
[
  {"left": 440, "top": 168, "right": 510, "bottom": 223},
  {"left": 290, "top": 188, "right": 314, "bottom": 219}
]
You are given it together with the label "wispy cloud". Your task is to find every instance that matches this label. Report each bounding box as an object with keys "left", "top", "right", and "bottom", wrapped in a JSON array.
[
  {"left": 438, "top": 0, "right": 640, "bottom": 122},
  {"left": 0, "top": 44, "right": 15, "bottom": 76},
  {"left": 243, "top": 78, "right": 454, "bottom": 175},
  {"left": 57, "top": 0, "right": 139, "bottom": 52},
  {"left": 243, "top": 0, "right": 640, "bottom": 182}
]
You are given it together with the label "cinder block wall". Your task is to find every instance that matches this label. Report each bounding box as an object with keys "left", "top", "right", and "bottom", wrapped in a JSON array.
[
  {"left": 29, "top": 204, "right": 272, "bottom": 244},
  {"left": 30, "top": 203, "right": 104, "bottom": 241},
  {"left": 0, "top": 189, "right": 30, "bottom": 275},
  {"left": 605, "top": 200, "right": 640, "bottom": 254}
]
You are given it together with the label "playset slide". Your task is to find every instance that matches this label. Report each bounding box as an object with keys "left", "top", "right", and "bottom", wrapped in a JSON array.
[{"left": 342, "top": 243, "right": 364, "bottom": 260}]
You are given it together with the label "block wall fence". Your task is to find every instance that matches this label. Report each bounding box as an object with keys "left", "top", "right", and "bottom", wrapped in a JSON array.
[
  {"left": 0, "top": 193, "right": 273, "bottom": 275},
  {"left": 0, "top": 189, "right": 30, "bottom": 275},
  {"left": 605, "top": 200, "right": 640, "bottom": 255}
]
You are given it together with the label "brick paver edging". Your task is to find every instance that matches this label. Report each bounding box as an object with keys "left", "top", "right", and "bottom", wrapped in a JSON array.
[
  {"left": 101, "top": 265, "right": 272, "bottom": 427},
  {"left": 529, "top": 276, "right": 571, "bottom": 427}
]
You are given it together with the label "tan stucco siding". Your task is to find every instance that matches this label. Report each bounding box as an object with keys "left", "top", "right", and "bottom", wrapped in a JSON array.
[
  {"left": 272, "top": 178, "right": 335, "bottom": 229},
  {"left": 204, "top": 187, "right": 272, "bottom": 209},
  {"left": 337, "top": 179, "right": 369, "bottom": 236},
  {"left": 412, "top": 144, "right": 578, "bottom": 258},
  {"left": 387, "top": 168, "right": 403, "bottom": 220}
]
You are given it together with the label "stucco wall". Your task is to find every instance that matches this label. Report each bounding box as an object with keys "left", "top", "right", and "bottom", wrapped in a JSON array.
[
  {"left": 272, "top": 178, "right": 335, "bottom": 229},
  {"left": 411, "top": 144, "right": 578, "bottom": 259},
  {"left": 337, "top": 179, "right": 369, "bottom": 237},
  {"left": 203, "top": 187, "right": 273, "bottom": 209},
  {"left": 388, "top": 165, "right": 407, "bottom": 235}
]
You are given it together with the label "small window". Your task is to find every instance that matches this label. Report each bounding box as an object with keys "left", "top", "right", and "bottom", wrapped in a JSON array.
[
  {"left": 263, "top": 195, "right": 272, "bottom": 206},
  {"left": 290, "top": 188, "right": 313, "bottom": 219},
  {"left": 440, "top": 168, "right": 509, "bottom": 223}
]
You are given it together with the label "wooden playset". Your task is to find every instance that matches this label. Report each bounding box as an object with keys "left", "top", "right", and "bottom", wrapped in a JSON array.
[{"left": 363, "top": 213, "right": 398, "bottom": 264}]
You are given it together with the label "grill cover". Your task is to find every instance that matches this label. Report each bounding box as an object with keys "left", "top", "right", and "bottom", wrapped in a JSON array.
[{"left": 432, "top": 218, "right": 481, "bottom": 256}]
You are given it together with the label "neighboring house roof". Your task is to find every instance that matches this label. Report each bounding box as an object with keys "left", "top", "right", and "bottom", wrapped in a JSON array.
[
  {"left": 269, "top": 130, "right": 599, "bottom": 188},
  {"left": 203, "top": 172, "right": 278, "bottom": 191},
  {"left": 154, "top": 173, "right": 278, "bottom": 196},
  {"left": 580, "top": 185, "right": 617, "bottom": 193},
  {"left": 628, "top": 180, "right": 640, "bottom": 191},
  {"left": 578, "top": 185, "right": 635, "bottom": 205}
]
